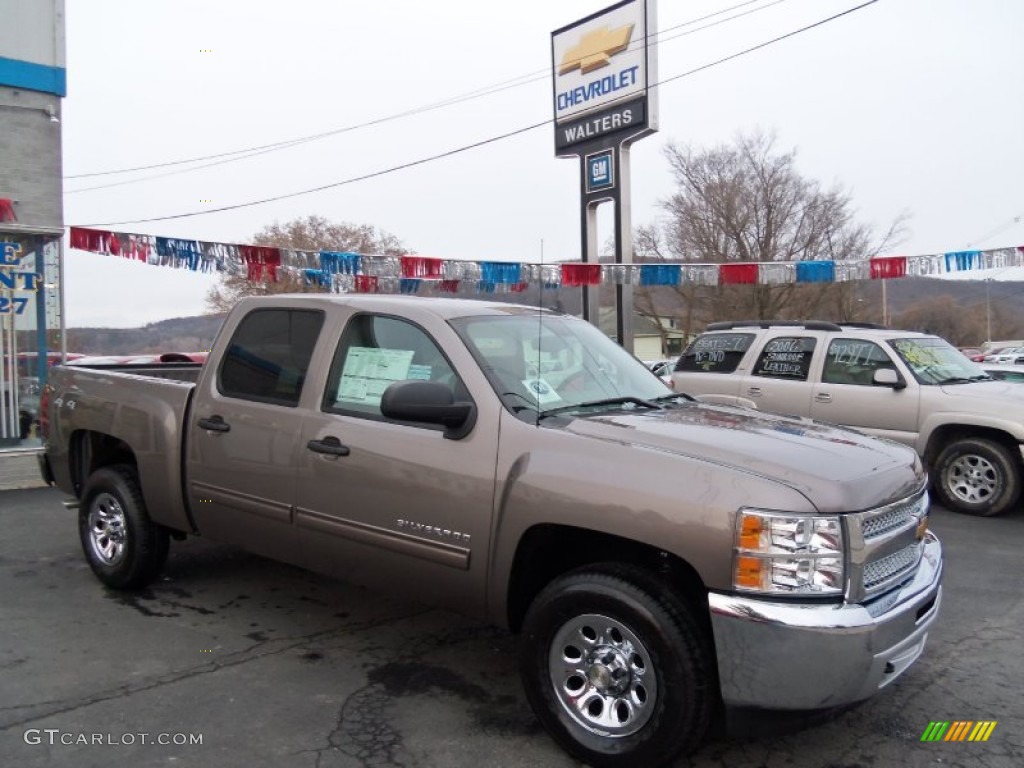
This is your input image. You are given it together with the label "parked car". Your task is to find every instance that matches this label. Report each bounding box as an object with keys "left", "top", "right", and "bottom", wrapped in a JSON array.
[
  {"left": 642, "top": 358, "right": 675, "bottom": 384},
  {"left": 981, "top": 363, "right": 1024, "bottom": 382},
  {"left": 41, "top": 296, "right": 941, "bottom": 768},
  {"left": 672, "top": 320, "right": 1024, "bottom": 516},
  {"left": 982, "top": 346, "right": 1024, "bottom": 364}
]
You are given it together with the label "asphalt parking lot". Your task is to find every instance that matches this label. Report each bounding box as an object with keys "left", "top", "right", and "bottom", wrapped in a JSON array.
[{"left": 1, "top": 486, "right": 1021, "bottom": 768}]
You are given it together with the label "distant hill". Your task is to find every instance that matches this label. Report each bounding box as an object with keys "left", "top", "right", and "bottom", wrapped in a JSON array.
[{"left": 67, "top": 314, "right": 226, "bottom": 355}]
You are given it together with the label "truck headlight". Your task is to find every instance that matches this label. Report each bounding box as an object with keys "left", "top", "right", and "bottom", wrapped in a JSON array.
[{"left": 733, "top": 509, "right": 845, "bottom": 595}]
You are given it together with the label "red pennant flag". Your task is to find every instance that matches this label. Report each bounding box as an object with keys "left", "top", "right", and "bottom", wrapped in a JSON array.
[
  {"left": 560, "top": 263, "right": 602, "bottom": 286},
  {"left": 355, "top": 275, "right": 379, "bottom": 293},
  {"left": 69, "top": 227, "right": 112, "bottom": 253},
  {"left": 401, "top": 255, "right": 444, "bottom": 279},
  {"left": 869, "top": 256, "right": 907, "bottom": 279},
  {"left": 719, "top": 263, "right": 759, "bottom": 285}
]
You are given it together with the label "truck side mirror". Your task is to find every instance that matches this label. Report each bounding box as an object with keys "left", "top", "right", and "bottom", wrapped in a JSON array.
[
  {"left": 380, "top": 380, "right": 477, "bottom": 440},
  {"left": 873, "top": 368, "right": 906, "bottom": 390}
]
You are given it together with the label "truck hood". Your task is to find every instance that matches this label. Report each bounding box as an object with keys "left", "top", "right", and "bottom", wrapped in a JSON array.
[
  {"left": 562, "top": 403, "right": 923, "bottom": 513},
  {"left": 938, "top": 379, "right": 1024, "bottom": 405}
]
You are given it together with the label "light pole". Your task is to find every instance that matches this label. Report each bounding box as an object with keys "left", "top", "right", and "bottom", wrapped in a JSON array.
[{"left": 986, "top": 278, "right": 992, "bottom": 343}]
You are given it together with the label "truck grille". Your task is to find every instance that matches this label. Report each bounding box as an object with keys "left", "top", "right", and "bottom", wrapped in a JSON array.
[
  {"left": 862, "top": 499, "right": 918, "bottom": 539},
  {"left": 846, "top": 488, "right": 929, "bottom": 602},
  {"left": 863, "top": 542, "right": 922, "bottom": 589}
]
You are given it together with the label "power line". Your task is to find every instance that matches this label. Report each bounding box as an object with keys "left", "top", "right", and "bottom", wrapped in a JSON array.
[
  {"left": 659, "top": 0, "right": 877, "bottom": 87},
  {"left": 79, "top": 0, "right": 880, "bottom": 228},
  {"left": 79, "top": 120, "right": 549, "bottom": 226},
  {"left": 964, "top": 210, "right": 1024, "bottom": 248},
  {"left": 65, "top": 0, "right": 783, "bottom": 187}
]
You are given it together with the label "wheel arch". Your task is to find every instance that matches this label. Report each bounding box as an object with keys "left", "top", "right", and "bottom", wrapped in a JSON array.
[
  {"left": 70, "top": 429, "right": 137, "bottom": 497},
  {"left": 923, "top": 424, "right": 1022, "bottom": 467},
  {"left": 506, "top": 524, "right": 711, "bottom": 635}
]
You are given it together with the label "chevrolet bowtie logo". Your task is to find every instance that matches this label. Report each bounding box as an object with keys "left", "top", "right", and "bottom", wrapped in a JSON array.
[{"left": 560, "top": 24, "right": 634, "bottom": 76}]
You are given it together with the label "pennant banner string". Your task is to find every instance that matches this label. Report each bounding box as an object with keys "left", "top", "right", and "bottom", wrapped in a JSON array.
[{"left": 65, "top": 226, "right": 1024, "bottom": 294}]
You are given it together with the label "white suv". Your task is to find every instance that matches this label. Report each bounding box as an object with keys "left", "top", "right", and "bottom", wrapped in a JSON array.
[{"left": 672, "top": 321, "right": 1024, "bottom": 517}]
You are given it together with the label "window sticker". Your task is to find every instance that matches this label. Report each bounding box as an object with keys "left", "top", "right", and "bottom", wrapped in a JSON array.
[
  {"left": 406, "top": 364, "right": 433, "bottom": 381},
  {"left": 678, "top": 333, "right": 754, "bottom": 373},
  {"left": 335, "top": 347, "right": 415, "bottom": 406},
  {"left": 521, "top": 377, "right": 563, "bottom": 406},
  {"left": 893, "top": 340, "right": 943, "bottom": 367},
  {"left": 753, "top": 337, "right": 816, "bottom": 379}
]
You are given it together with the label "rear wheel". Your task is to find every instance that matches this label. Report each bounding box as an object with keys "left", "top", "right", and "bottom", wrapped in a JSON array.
[
  {"left": 79, "top": 465, "right": 170, "bottom": 589},
  {"left": 519, "top": 565, "right": 713, "bottom": 768},
  {"left": 933, "top": 437, "right": 1021, "bottom": 516}
]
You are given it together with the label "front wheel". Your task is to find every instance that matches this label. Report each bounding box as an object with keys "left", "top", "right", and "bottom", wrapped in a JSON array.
[
  {"left": 518, "top": 566, "right": 713, "bottom": 768},
  {"left": 79, "top": 465, "right": 170, "bottom": 589},
  {"left": 933, "top": 437, "right": 1021, "bottom": 516}
]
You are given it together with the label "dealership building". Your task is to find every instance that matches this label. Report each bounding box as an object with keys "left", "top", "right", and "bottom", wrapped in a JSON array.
[{"left": 0, "top": 0, "right": 66, "bottom": 457}]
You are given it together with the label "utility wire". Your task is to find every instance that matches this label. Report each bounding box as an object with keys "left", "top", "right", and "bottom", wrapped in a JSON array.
[
  {"left": 80, "top": 0, "right": 880, "bottom": 228},
  {"left": 964, "top": 211, "right": 1024, "bottom": 248},
  {"left": 65, "top": 0, "right": 780, "bottom": 185}
]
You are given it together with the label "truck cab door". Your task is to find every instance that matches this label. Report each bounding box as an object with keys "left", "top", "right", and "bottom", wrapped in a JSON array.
[
  {"left": 293, "top": 311, "right": 500, "bottom": 617},
  {"left": 186, "top": 307, "right": 326, "bottom": 565}
]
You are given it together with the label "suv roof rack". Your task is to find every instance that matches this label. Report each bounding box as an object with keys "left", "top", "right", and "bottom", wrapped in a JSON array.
[{"left": 705, "top": 320, "right": 845, "bottom": 332}]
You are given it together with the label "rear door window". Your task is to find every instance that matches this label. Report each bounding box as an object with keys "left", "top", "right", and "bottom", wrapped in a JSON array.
[
  {"left": 218, "top": 309, "right": 324, "bottom": 406},
  {"left": 752, "top": 336, "right": 817, "bottom": 380},
  {"left": 676, "top": 333, "right": 754, "bottom": 373}
]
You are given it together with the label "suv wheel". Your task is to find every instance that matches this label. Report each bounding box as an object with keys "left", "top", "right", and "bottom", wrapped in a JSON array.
[
  {"left": 933, "top": 438, "right": 1021, "bottom": 516},
  {"left": 519, "top": 565, "right": 713, "bottom": 768}
]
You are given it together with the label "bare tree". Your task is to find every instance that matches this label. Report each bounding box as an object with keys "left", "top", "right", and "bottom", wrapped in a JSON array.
[
  {"left": 892, "top": 293, "right": 1022, "bottom": 347},
  {"left": 205, "top": 215, "right": 407, "bottom": 313},
  {"left": 637, "top": 130, "right": 907, "bottom": 336}
]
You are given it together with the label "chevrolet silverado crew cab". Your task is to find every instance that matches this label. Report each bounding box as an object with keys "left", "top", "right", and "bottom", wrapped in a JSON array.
[
  {"left": 41, "top": 297, "right": 942, "bottom": 767},
  {"left": 672, "top": 320, "right": 1024, "bottom": 517}
]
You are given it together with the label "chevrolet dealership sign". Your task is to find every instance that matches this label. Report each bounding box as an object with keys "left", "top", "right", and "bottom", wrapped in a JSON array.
[{"left": 551, "top": 0, "right": 657, "bottom": 155}]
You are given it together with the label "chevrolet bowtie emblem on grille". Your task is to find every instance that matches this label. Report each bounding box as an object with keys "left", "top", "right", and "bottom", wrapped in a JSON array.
[{"left": 559, "top": 24, "right": 634, "bottom": 76}]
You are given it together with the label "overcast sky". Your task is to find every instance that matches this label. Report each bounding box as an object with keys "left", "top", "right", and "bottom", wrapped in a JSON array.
[{"left": 61, "top": 0, "right": 1024, "bottom": 327}]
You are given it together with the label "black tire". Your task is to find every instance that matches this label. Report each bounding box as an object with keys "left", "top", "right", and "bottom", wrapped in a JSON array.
[
  {"left": 933, "top": 437, "right": 1021, "bottom": 516},
  {"left": 79, "top": 465, "right": 170, "bottom": 589},
  {"left": 519, "top": 565, "right": 713, "bottom": 768}
]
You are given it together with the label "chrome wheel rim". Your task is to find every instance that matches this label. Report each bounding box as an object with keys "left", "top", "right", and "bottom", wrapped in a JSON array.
[
  {"left": 944, "top": 453, "right": 999, "bottom": 504},
  {"left": 548, "top": 613, "right": 656, "bottom": 738},
  {"left": 86, "top": 493, "right": 128, "bottom": 566}
]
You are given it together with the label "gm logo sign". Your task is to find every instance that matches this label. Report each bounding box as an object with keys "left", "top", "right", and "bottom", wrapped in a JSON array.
[{"left": 586, "top": 150, "right": 615, "bottom": 193}]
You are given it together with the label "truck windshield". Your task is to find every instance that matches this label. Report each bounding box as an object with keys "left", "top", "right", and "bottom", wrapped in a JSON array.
[
  {"left": 450, "top": 313, "right": 671, "bottom": 418},
  {"left": 889, "top": 337, "right": 991, "bottom": 385}
]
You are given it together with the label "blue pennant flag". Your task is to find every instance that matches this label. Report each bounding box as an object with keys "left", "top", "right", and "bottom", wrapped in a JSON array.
[
  {"left": 796, "top": 261, "right": 835, "bottom": 283},
  {"left": 944, "top": 250, "right": 981, "bottom": 272},
  {"left": 639, "top": 264, "right": 681, "bottom": 286}
]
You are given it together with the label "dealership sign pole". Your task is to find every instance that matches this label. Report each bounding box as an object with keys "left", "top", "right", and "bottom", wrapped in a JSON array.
[{"left": 552, "top": 0, "right": 658, "bottom": 348}]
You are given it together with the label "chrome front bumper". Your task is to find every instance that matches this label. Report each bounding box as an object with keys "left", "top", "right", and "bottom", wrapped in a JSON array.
[{"left": 708, "top": 532, "right": 942, "bottom": 710}]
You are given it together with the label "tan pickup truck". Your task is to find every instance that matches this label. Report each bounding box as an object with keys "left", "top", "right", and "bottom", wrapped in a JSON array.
[
  {"left": 672, "top": 321, "right": 1024, "bottom": 517},
  {"left": 41, "top": 296, "right": 942, "bottom": 767}
]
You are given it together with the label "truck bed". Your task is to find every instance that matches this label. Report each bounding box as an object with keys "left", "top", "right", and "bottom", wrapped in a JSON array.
[{"left": 64, "top": 361, "right": 203, "bottom": 384}]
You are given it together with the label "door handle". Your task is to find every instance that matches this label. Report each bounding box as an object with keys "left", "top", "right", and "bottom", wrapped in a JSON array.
[
  {"left": 307, "top": 436, "right": 351, "bottom": 457},
  {"left": 746, "top": 387, "right": 762, "bottom": 397},
  {"left": 815, "top": 393, "right": 832, "bottom": 403},
  {"left": 197, "top": 415, "right": 230, "bottom": 433}
]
